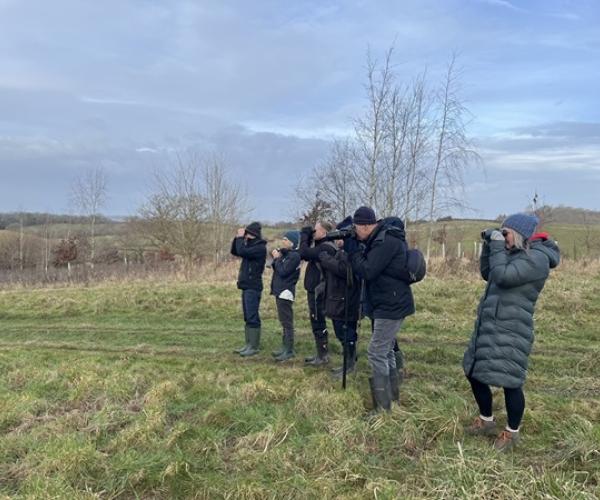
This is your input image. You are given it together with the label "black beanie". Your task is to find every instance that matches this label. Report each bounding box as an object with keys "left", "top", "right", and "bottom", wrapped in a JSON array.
[
  {"left": 245, "top": 221, "right": 262, "bottom": 238},
  {"left": 353, "top": 206, "right": 377, "bottom": 225}
]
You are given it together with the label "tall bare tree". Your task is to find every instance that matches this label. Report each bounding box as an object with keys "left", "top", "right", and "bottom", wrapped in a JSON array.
[
  {"left": 353, "top": 46, "right": 395, "bottom": 210},
  {"left": 203, "top": 153, "right": 247, "bottom": 264},
  {"left": 136, "top": 151, "right": 246, "bottom": 276},
  {"left": 71, "top": 166, "right": 108, "bottom": 268},
  {"left": 425, "top": 55, "right": 479, "bottom": 260}
]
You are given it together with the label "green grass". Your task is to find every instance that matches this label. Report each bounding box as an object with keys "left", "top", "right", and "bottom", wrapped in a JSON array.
[{"left": 0, "top": 263, "right": 599, "bottom": 499}]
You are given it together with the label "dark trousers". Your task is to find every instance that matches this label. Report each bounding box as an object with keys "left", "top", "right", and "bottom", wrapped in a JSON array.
[
  {"left": 307, "top": 290, "right": 327, "bottom": 334},
  {"left": 332, "top": 319, "right": 358, "bottom": 344},
  {"left": 242, "top": 289, "right": 261, "bottom": 328},
  {"left": 275, "top": 298, "right": 294, "bottom": 333},
  {"left": 468, "top": 376, "right": 525, "bottom": 430}
]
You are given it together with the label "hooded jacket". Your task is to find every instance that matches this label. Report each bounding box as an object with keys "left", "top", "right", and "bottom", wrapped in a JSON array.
[
  {"left": 349, "top": 220, "right": 415, "bottom": 320},
  {"left": 463, "top": 233, "right": 560, "bottom": 388},
  {"left": 230, "top": 236, "right": 267, "bottom": 291}
]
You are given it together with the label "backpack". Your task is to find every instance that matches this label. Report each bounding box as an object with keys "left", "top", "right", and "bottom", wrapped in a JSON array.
[
  {"left": 381, "top": 217, "right": 427, "bottom": 285},
  {"left": 405, "top": 246, "right": 426, "bottom": 284}
]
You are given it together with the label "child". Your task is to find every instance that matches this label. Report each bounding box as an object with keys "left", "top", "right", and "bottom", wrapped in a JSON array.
[{"left": 270, "top": 230, "right": 301, "bottom": 362}]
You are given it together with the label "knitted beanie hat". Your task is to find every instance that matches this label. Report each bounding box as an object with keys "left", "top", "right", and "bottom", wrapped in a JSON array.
[
  {"left": 245, "top": 221, "right": 262, "bottom": 238},
  {"left": 503, "top": 213, "right": 539, "bottom": 240},
  {"left": 283, "top": 230, "right": 300, "bottom": 250},
  {"left": 353, "top": 206, "right": 377, "bottom": 225}
]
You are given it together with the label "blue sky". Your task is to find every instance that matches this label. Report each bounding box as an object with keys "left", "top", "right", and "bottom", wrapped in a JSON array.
[{"left": 1, "top": 0, "right": 599, "bottom": 221}]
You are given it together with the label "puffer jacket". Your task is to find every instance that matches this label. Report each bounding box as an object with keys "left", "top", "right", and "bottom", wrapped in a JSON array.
[
  {"left": 230, "top": 236, "right": 267, "bottom": 291},
  {"left": 270, "top": 248, "right": 301, "bottom": 298},
  {"left": 349, "top": 221, "right": 415, "bottom": 320},
  {"left": 463, "top": 233, "right": 560, "bottom": 388},
  {"left": 318, "top": 248, "right": 361, "bottom": 321}
]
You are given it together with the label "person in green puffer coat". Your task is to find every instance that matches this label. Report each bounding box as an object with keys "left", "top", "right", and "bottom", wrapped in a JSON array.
[{"left": 463, "top": 213, "right": 560, "bottom": 451}]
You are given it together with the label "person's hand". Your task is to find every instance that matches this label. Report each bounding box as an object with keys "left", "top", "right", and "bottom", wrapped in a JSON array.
[
  {"left": 272, "top": 249, "right": 281, "bottom": 259},
  {"left": 237, "top": 228, "right": 245, "bottom": 238},
  {"left": 490, "top": 230, "right": 504, "bottom": 241},
  {"left": 344, "top": 237, "right": 360, "bottom": 254},
  {"left": 318, "top": 251, "right": 328, "bottom": 262}
]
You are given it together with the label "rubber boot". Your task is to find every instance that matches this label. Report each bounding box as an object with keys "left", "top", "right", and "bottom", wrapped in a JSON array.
[
  {"left": 368, "top": 375, "right": 392, "bottom": 415},
  {"left": 240, "top": 327, "right": 261, "bottom": 357},
  {"left": 389, "top": 370, "right": 400, "bottom": 402},
  {"left": 395, "top": 349, "right": 405, "bottom": 384},
  {"left": 234, "top": 325, "right": 250, "bottom": 354},
  {"left": 304, "top": 330, "right": 329, "bottom": 366},
  {"left": 332, "top": 342, "right": 357, "bottom": 379},
  {"left": 274, "top": 329, "right": 295, "bottom": 362},
  {"left": 271, "top": 333, "right": 285, "bottom": 358}
]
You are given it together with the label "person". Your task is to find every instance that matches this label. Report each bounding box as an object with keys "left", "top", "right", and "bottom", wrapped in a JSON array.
[
  {"left": 270, "top": 230, "right": 301, "bottom": 362},
  {"left": 299, "top": 220, "right": 337, "bottom": 366},
  {"left": 347, "top": 207, "right": 415, "bottom": 413},
  {"left": 230, "top": 222, "right": 267, "bottom": 357},
  {"left": 463, "top": 213, "right": 560, "bottom": 451},
  {"left": 317, "top": 216, "right": 361, "bottom": 379}
]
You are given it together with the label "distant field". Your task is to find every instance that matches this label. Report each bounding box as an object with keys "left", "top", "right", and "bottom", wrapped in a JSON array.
[
  {"left": 5, "top": 219, "right": 599, "bottom": 261},
  {"left": 0, "top": 262, "right": 598, "bottom": 498}
]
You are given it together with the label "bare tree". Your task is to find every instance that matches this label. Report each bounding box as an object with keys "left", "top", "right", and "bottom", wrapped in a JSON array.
[
  {"left": 203, "top": 153, "right": 247, "bottom": 264},
  {"left": 137, "top": 154, "right": 207, "bottom": 278},
  {"left": 353, "top": 46, "right": 395, "bottom": 210},
  {"left": 403, "top": 73, "right": 431, "bottom": 227},
  {"left": 425, "top": 55, "right": 479, "bottom": 261},
  {"left": 136, "top": 151, "right": 246, "bottom": 276},
  {"left": 71, "top": 166, "right": 108, "bottom": 268}
]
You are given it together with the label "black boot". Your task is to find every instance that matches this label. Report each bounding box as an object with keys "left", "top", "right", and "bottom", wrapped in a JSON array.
[
  {"left": 368, "top": 375, "right": 392, "bottom": 414},
  {"left": 240, "top": 327, "right": 261, "bottom": 357},
  {"left": 389, "top": 370, "right": 400, "bottom": 402},
  {"left": 234, "top": 325, "right": 250, "bottom": 354},
  {"left": 332, "top": 342, "right": 357, "bottom": 379},
  {"left": 274, "top": 329, "right": 295, "bottom": 362},
  {"left": 271, "top": 333, "right": 285, "bottom": 358},
  {"left": 394, "top": 349, "right": 405, "bottom": 388},
  {"left": 304, "top": 331, "right": 329, "bottom": 366}
]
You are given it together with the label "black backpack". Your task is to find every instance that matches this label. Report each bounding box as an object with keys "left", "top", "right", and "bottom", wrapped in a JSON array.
[{"left": 382, "top": 217, "right": 427, "bottom": 285}]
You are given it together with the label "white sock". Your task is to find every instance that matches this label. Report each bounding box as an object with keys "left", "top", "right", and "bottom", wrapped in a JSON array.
[
  {"left": 480, "top": 414, "right": 494, "bottom": 422},
  {"left": 506, "top": 426, "right": 519, "bottom": 433}
]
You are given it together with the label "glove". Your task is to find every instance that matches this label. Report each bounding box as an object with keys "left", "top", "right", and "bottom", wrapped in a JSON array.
[
  {"left": 343, "top": 237, "right": 361, "bottom": 255},
  {"left": 481, "top": 228, "right": 504, "bottom": 241},
  {"left": 318, "top": 251, "right": 329, "bottom": 262},
  {"left": 490, "top": 230, "right": 504, "bottom": 241},
  {"left": 301, "top": 226, "right": 314, "bottom": 242}
]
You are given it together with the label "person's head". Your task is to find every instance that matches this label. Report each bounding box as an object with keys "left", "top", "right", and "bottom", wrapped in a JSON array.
[
  {"left": 352, "top": 206, "right": 378, "bottom": 241},
  {"left": 244, "top": 221, "right": 262, "bottom": 240},
  {"left": 314, "top": 221, "right": 334, "bottom": 241},
  {"left": 502, "top": 213, "right": 539, "bottom": 249},
  {"left": 282, "top": 230, "right": 300, "bottom": 250}
]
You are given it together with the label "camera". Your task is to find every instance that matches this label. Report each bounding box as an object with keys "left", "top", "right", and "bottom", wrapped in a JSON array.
[{"left": 324, "top": 227, "right": 356, "bottom": 241}]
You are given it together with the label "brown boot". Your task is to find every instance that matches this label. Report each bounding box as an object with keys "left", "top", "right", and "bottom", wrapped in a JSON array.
[
  {"left": 466, "top": 416, "right": 497, "bottom": 436},
  {"left": 494, "top": 429, "right": 520, "bottom": 451}
]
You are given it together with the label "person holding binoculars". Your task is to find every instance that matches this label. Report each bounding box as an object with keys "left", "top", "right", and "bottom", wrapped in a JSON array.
[
  {"left": 463, "top": 213, "right": 560, "bottom": 451},
  {"left": 270, "top": 231, "right": 301, "bottom": 362},
  {"left": 299, "top": 221, "right": 337, "bottom": 366},
  {"left": 230, "top": 222, "right": 268, "bottom": 357},
  {"left": 345, "top": 206, "right": 415, "bottom": 413}
]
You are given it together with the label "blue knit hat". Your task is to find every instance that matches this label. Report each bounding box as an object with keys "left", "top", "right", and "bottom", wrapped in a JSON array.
[
  {"left": 503, "top": 213, "right": 539, "bottom": 240},
  {"left": 283, "top": 230, "right": 300, "bottom": 250}
]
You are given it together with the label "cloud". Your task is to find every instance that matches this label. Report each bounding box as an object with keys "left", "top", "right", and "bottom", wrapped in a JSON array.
[{"left": 478, "top": 121, "right": 600, "bottom": 173}]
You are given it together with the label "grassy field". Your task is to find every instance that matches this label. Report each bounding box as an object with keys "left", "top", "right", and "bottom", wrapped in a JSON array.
[{"left": 0, "top": 262, "right": 599, "bottom": 499}]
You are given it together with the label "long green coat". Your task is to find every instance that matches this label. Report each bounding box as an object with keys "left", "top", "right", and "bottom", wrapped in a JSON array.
[{"left": 463, "top": 236, "right": 560, "bottom": 388}]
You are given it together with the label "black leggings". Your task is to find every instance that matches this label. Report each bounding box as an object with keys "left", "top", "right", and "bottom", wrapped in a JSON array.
[{"left": 468, "top": 376, "right": 525, "bottom": 430}]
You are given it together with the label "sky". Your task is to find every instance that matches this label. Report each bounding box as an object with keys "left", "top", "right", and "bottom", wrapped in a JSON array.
[{"left": 1, "top": 0, "right": 599, "bottom": 221}]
